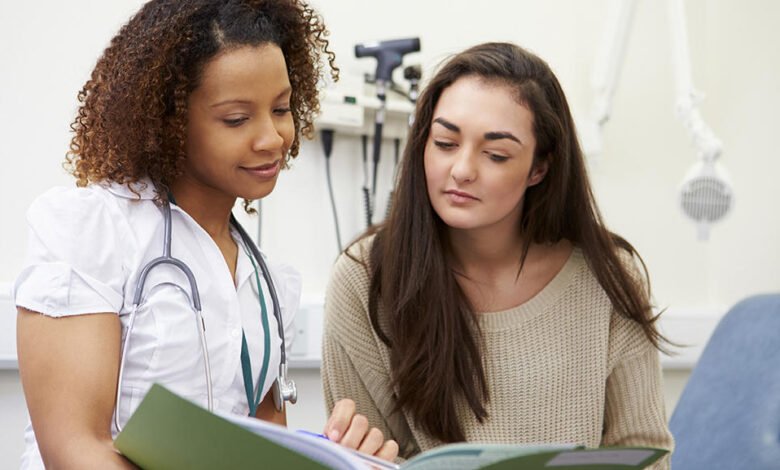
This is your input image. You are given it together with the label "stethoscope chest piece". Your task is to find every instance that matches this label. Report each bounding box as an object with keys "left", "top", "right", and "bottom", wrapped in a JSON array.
[{"left": 273, "top": 363, "right": 298, "bottom": 412}]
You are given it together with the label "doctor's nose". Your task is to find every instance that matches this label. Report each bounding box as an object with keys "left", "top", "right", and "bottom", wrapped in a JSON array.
[
  {"left": 451, "top": 151, "right": 478, "bottom": 184},
  {"left": 251, "top": 115, "right": 288, "bottom": 154}
]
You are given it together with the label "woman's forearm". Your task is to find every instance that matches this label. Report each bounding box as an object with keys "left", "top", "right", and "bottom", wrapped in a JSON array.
[{"left": 40, "top": 438, "right": 136, "bottom": 470}]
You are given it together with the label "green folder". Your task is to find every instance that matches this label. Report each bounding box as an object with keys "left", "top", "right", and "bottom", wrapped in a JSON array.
[
  {"left": 114, "top": 384, "right": 330, "bottom": 470},
  {"left": 401, "top": 443, "right": 667, "bottom": 470},
  {"left": 115, "top": 384, "right": 668, "bottom": 470}
]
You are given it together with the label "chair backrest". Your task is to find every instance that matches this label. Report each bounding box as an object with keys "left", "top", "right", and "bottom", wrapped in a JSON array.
[{"left": 669, "top": 293, "right": 780, "bottom": 470}]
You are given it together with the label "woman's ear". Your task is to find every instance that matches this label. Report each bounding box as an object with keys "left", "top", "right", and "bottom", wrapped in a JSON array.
[{"left": 527, "top": 159, "right": 549, "bottom": 187}]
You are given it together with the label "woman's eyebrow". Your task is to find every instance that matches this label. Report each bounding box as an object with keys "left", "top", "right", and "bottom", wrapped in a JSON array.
[
  {"left": 210, "top": 87, "right": 292, "bottom": 108},
  {"left": 434, "top": 117, "right": 524, "bottom": 146},
  {"left": 433, "top": 117, "right": 460, "bottom": 133},
  {"left": 484, "top": 131, "right": 523, "bottom": 146},
  {"left": 210, "top": 99, "right": 252, "bottom": 108}
]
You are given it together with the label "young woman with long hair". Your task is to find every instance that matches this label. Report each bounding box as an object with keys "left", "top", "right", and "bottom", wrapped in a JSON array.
[{"left": 322, "top": 42, "right": 673, "bottom": 468}]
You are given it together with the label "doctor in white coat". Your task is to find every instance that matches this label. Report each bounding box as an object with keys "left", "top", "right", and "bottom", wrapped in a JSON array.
[{"left": 13, "top": 0, "right": 398, "bottom": 468}]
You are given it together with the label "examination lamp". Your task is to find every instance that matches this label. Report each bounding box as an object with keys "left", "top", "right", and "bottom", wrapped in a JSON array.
[
  {"left": 586, "top": 0, "right": 731, "bottom": 240},
  {"left": 668, "top": 0, "right": 732, "bottom": 240}
]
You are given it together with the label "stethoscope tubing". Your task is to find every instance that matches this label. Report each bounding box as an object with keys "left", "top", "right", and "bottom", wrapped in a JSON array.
[
  {"left": 114, "top": 200, "right": 293, "bottom": 433},
  {"left": 230, "top": 214, "right": 287, "bottom": 369}
]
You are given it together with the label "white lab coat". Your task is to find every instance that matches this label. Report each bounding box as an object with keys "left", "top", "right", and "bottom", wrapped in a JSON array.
[{"left": 12, "top": 180, "right": 300, "bottom": 469}]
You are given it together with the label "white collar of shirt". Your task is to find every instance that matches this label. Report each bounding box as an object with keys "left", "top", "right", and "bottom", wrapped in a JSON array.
[
  {"left": 103, "top": 178, "right": 157, "bottom": 200},
  {"left": 100, "top": 178, "right": 255, "bottom": 289}
]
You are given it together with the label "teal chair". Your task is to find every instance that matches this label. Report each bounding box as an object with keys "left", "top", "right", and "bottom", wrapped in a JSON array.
[{"left": 669, "top": 294, "right": 780, "bottom": 469}]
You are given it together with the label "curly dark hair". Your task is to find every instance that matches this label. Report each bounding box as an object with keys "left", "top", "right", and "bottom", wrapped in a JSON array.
[{"left": 65, "top": 0, "right": 338, "bottom": 204}]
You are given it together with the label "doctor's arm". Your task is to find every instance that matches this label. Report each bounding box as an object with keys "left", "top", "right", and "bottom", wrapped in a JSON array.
[
  {"left": 256, "top": 389, "right": 286, "bottom": 425},
  {"left": 17, "top": 308, "right": 135, "bottom": 469}
]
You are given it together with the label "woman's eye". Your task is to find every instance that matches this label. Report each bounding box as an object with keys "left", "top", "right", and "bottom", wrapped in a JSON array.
[
  {"left": 434, "top": 140, "right": 456, "bottom": 149},
  {"left": 223, "top": 117, "right": 248, "bottom": 127},
  {"left": 488, "top": 153, "right": 509, "bottom": 163},
  {"left": 274, "top": 107, "right": 292, "bottom": 116}
]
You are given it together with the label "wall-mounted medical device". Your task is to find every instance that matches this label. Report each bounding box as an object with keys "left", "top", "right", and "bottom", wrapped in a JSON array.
[
  {"left": 317, "top": 81, "right": 414, "bottom": 139},
  {"left": 583, "top": 0, "right": 732, "bottom": 240},
  {"left": 667, "top": 0, "right": 732, "bottom": 240},
  {"left": 354, "top": 37, "right": 420, "bottom": 227},
  {"left": 315, "top": 37, "right": 421, "bottom": 253}
]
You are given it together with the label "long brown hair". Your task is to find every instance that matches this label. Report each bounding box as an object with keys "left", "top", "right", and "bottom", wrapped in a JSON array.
[
  {"left": 65, "top": 0, "right": 337, "bottom": 208},
  {"left": 361, "top": 42, "right": 665, "bottom": 443}
]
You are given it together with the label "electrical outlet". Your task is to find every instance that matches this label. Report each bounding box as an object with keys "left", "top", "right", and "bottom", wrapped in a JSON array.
[{"left": 290, "top": 302, "right": 325, "bottom": 358}]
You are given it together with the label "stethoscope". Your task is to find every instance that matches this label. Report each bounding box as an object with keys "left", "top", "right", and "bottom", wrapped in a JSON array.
[{"left": 114, "top": 197, "right": 297, "bottom": 432}]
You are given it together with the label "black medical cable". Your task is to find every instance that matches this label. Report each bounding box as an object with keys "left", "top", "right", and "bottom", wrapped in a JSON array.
[
  {"left": 386, "top": 137, "right": 401, "bottom": 219},
  {"left": 394, "top": 137, "right": 401, "bottom": 167},
  {"left": 368, "top": 79, "right": 388, "bottom": 227},
  {"left": 321, "top": 129, "right": 342, "bottom": 252},
  {"left": 361, "top": 134, "right": 372, "bottom": 227},
  {"left": 371, "top": 94, "right": 385, "bottom": 199}
]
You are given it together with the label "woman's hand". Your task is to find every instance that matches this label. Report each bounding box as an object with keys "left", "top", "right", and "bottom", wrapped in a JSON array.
[{"left": 325, "top": 398, "right": 399, "bottom": 462}]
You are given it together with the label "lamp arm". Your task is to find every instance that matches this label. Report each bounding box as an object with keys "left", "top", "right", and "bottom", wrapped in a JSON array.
[
  {"left": 583, "top": 0, "right": 638, "bottom": 158},
  {"left": 668, "top": 0, "right": 722, "bottom": 162}
]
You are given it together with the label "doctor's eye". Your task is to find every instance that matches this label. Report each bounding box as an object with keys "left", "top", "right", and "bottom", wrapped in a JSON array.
[{"left": 223, "top": 117, "right": 249, "bottom": 127}]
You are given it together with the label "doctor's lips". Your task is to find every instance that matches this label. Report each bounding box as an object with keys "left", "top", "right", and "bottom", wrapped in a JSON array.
[
  {"left": 241, "top": 160, "right": 281, "bottom": 179},
  {"left": 444, "top": 189, "right": 480, "bottom": 203}
]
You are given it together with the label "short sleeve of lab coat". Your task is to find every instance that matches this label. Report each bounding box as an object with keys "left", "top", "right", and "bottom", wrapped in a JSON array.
[{"left": 12, "top": 187, "right": 127, "bottom": 317}]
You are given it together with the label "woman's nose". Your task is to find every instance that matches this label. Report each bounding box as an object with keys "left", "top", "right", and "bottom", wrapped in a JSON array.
[
  {"left": 251, "top": 115, "right": 286, "bottom": 154},
  {"left": 450, "top": 150, "right": 477, "bottom": 184}
]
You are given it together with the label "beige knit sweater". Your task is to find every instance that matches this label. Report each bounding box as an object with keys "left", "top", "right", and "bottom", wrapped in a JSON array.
[{"left": 322, "top": 238, "right": 673, "bottom": 468}]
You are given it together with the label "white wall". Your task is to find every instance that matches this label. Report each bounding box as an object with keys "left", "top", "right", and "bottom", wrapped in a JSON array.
[
  {"left": 3, "top": 0, "right": 778, "bottom": 307},
  {"left": 1, "top": 0, "right": 778, "bottom": 465}
]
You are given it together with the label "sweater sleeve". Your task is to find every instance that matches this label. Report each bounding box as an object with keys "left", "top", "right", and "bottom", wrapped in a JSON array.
[
  {"left": 602, "top": 319, "right": 674, "bottom": 469},
  {"left": 321, "top": 247, "right": 418, "bottom": 458},
  {"left": 322, "top": 331, "right": 394, "bottom": 441}
]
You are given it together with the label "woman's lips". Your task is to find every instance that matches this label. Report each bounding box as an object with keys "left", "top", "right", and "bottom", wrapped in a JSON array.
[
  {"left": 242, "top": 160, "right": 280, "bottom": 180},
  {"left": 444, "top": 189, "right": 479, "bottom": 204}
]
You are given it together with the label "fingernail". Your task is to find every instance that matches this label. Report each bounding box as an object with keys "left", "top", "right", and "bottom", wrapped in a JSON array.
[{"left": 328, "top": 429, "right": 340, "bottom": 442}]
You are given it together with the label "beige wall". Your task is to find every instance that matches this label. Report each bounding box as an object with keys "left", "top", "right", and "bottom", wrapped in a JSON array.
[{"left": 2, "top": 0, "right": 778, "bottom": 306}]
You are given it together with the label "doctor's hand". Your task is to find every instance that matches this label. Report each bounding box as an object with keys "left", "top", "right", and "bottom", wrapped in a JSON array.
[{"left": 325, "top": 398, "right": 399, "bottom": 462}]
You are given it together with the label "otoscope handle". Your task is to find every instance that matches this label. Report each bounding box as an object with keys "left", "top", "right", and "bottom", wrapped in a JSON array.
[{"left": 355, "top": 37, "right": 420, "bottom": 82}]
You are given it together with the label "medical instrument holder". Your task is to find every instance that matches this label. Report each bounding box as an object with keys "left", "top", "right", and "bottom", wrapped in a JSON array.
[{"left": 355, "top": 37, "right": 420, "bottom": 227}]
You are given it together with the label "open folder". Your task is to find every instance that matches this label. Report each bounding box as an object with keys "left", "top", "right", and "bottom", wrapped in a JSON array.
[{"left": 115, "top": 384, "right": 668, "bottom": 470}]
